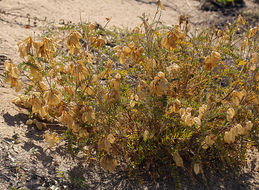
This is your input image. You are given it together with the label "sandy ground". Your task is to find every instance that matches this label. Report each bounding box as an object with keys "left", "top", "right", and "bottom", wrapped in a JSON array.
[
  {"left": 0, "top": 0, "right": 259, "bottom": 189},
  {"left": 0, "top": 0, "right": 220, "bottom": 63}
]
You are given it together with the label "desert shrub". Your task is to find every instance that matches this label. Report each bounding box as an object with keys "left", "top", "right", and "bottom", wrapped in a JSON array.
[{"left": 3, "top": 4, "right": 258, "bottom": 182}]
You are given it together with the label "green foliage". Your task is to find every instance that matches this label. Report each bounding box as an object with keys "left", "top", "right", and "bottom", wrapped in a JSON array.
[{"left": 216, "top": 0, "right": 244, "bottom": 6}]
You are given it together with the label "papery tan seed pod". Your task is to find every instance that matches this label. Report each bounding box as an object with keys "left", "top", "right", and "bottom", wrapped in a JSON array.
[
  {"left": 12, "top": 97, "right": 22, "bottom": 106},
  {"left": 229, "top": 129, "right": 236, "bottom": 143},
  {"left": 17, "top": 36, "right": 32, "bottom": 58},
  {"left": 217, "top": 30, "right": 223, "bottom": 37},
  {"left": 97, "top": 38, "right": 106, "bottom": 47},
  {"left": 92, "top": 74, "right": 98, "bottom": 84},
  {"left": 231, "top": 126, "right": 238, "bottom": 137},
  {"left": 184, "top": 114, "right": 194, "bottom": 127},
  {"left": 45, "top": 132, "right": 59, "bottom": 147},
  {"left": 85, "top": 86, "right": 94, "bottom": 96},
  {"left": 10, "top": 66, "right": 20, "bottom": 79},
  {"left": 251, "top": 53, "right": 259, "bottom": 64},
  {"left": 179, "top": 108, "right": 185, "bottom": 117},
  {"left": 250, "top": 62, "right": 256, "bottom": 71},
  {"left": 255, "top": 73, "right": 259, "bottom": 82},
  {"left": 174, "top": 99, "right": 181, "bottom": 106},
  {"left": 15, "top": 80, "right": 23, "bottom": 92},
  {"left": 241, "top": 38, "right": 248, "bottom": 51},
  {"left": 70, "top": 122, "right": 80, "bottom": 133},
  {"left": 79, "top": 129, "right": 89, "bottom": 139},
  {"left": 231, "top": 90, "right": 246, "bottom": 106},
  {"left": 4, "top": 60, "right": 11, "bottom": 72},
  {"left": 110, "top": 79, "right": 120, "bottom": 90},
  {"left": 134, "top": 94, "right": 139, "bottom": 101},
  {"left": 31, "top": 101, "right": 42, "bottom": 115},
  {"left": 204, "top": 51, "right": 221, "bottom": 70},
  {"left": 89, "top": 23, "right": 96, "bottom": 31},
  {"left": 128, "top": 42, "right": 135, "bottom": 49},
  {"left": 107, "top": 134, "right": 115, "bottom": 144},
  {"left": 169, "top": 105, "right": 176, "bottom": 113},
  {"left": 173, "top": 152, "right": 184, "bottom": 167},
  {"left": 143, "top": 130, "right": 149, "bottom": 141},
  {"left": 26, "top": 119, "right": 33, "bottom": 125},
  {"left": 35, "top": 121, "right": 47, "bottom": 131},
  {"left": 60, "top": 111, "right": 73, "bottom": 126},
  {"left": 198, "top": 104, "right": 208, "bottom": 118},
  {"left": 82, "top": 112, "right": 90, "bottom": 123},
  {"left": 239, "top": 89, "right": 247, "bottom": 100},
  {"left": 98, "top": 138, "right": 111, "bottom": 152},
  {"left": 169, "top": 99, "right": 181, "bottom": 113},
  {"left": 226, "top": 107, "right": 235, "bottom": 121},
  {"left": 236, "top": 124, "right": 245, "bottom": 135},
  {"left": 224, "top": 131, "right": 231, "bottom": 144},
  {"left": 130, "top": 100, "right": 136, "bottom": 108},
  {"left": 201, "top": 141, "right": 208, "bottom": 149},
  {"left": 100, "top": 155, "right": 117, "bottom": 173},
  {"left": 38, "top": 82, "right": 48, "bottom": 91},
  {"left": 122, "top": 46, "right": 131, "bottom": 54},
  {"left": 194, "top": 117, "right": 201, "bottom": 126},
  {"left": 158, "top": 71, "right": 165, "bottom": 78},
  {"left": 194, "top": 163, "right": 201, "bottom": 175},
  {"left": 246, "top": 92, "right": 259, "bottom": 105},
  {"left": 230, "top": 131, "right": 236, "bottom": 143},
  {"left": 198, "top": 113, "right": 204, "bottom": 119},
  {"left": 236, "top": 15, "right": 246, "bottom": 25},
  {"left": 158, "top": 0, "right": 166, "bottom": 10},
  {"left": 205, "top": 136, "right": 212, "bottom": 146},
  {"left": 205, "top": 134, "right": 215, "bottom": 146},
  {"left": 115, "top": 73, "right": 121, "bottom": 80},
  {"left": 39, "top": 106, "right": 48, "bottom": 118},
  {"left": 245, "top": 121, "right": 253, "bottom": 131},
  {"left": 166, "top": 63, "right": 180, "bottom": 77},
  {"left": 181, "top": 111, "right": 189, "bottom": 121},
  {"left": 248, "top": 27, "right": 258, "bottom": 39},
  {"left": 132, "top": 26, "right": 140, "bottom": 33}
]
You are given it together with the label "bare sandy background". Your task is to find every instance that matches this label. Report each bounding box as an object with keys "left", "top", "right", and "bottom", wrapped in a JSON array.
[
  {"left": 0, "top": 0, "right": 219, "bottom": 63},
  {"left": 0, "top": 0, "right": 257, "bottom": 62},
  {"left": 0, "top": 0, "right": 259, "bottom": 189}
]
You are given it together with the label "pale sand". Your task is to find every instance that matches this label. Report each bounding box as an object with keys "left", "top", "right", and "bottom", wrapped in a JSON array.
[{"left": 0, "top": 0, "right": 219, "bottom": 62}]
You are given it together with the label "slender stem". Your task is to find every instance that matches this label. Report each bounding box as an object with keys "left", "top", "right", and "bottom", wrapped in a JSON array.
[{"left": 221, "top": 64, "right": 245, "bottom": 101}]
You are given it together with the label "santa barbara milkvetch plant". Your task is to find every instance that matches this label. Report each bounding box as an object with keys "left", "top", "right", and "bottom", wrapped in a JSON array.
[{"left": 3, "top": 2, "right": 258, "bottom": 184}]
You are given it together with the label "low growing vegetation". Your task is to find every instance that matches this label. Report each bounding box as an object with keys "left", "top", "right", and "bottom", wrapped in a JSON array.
[{"left": 3, "top": 1, "right": 259, "bottom": 185}]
